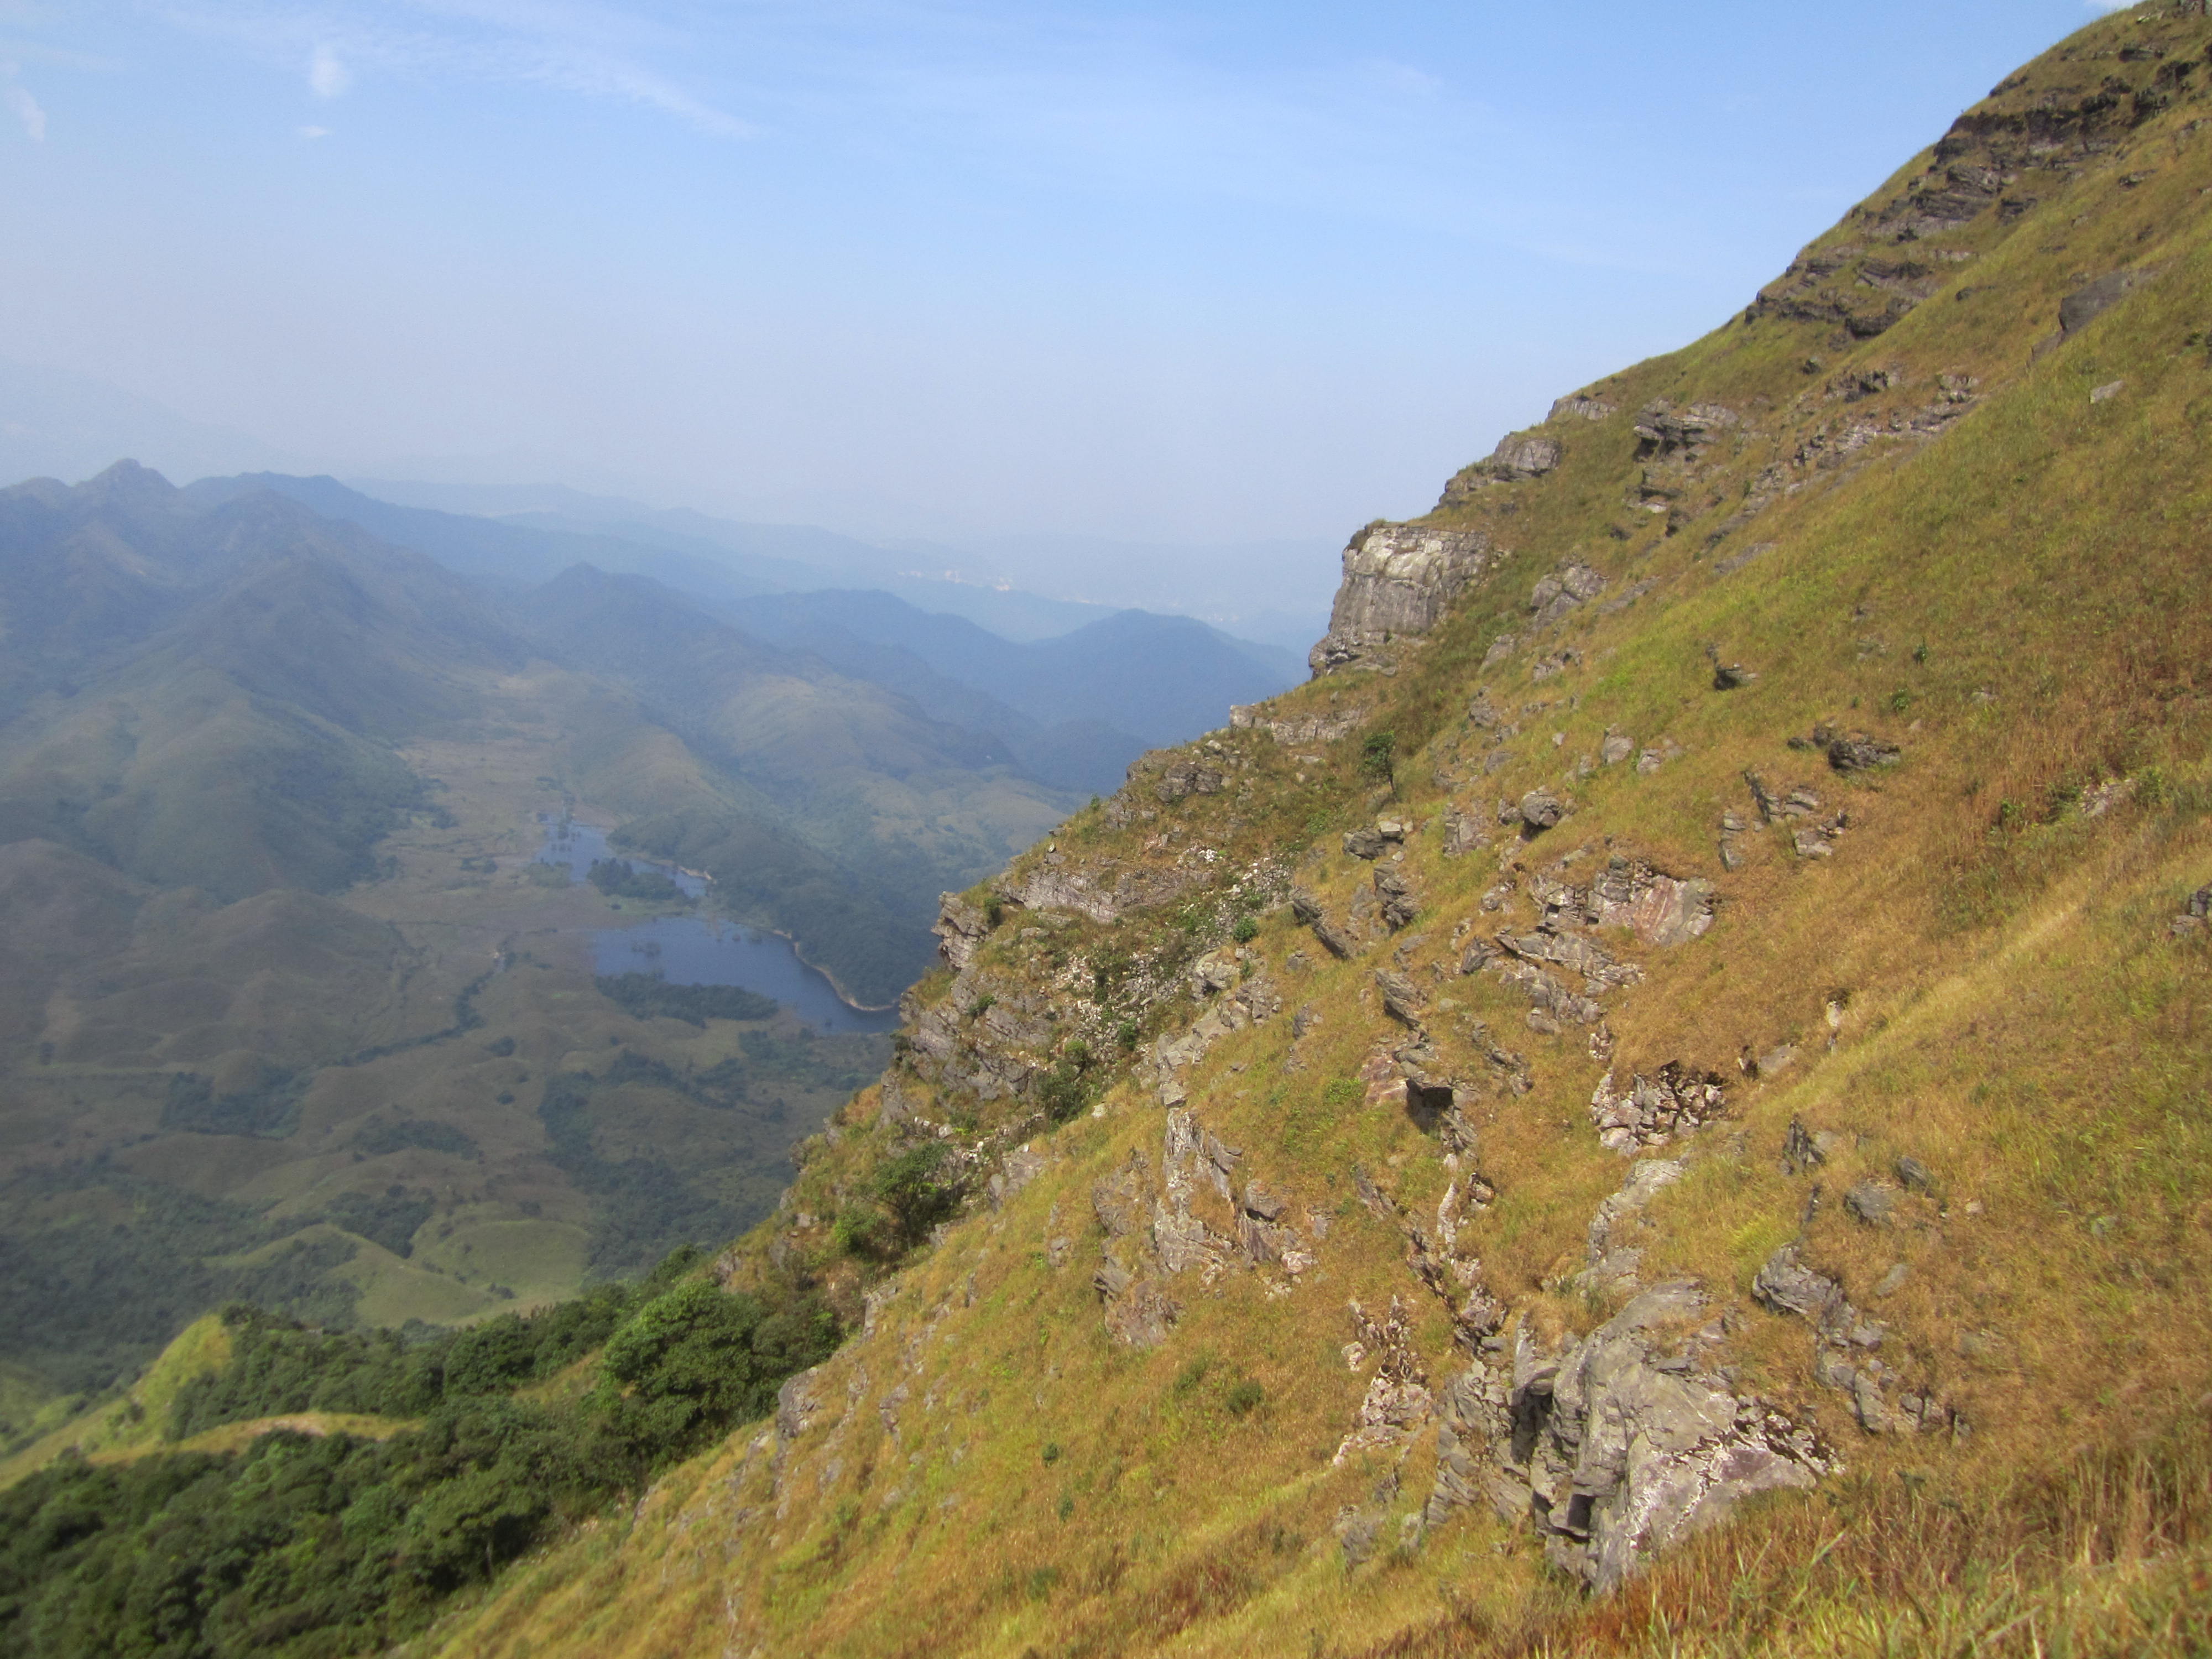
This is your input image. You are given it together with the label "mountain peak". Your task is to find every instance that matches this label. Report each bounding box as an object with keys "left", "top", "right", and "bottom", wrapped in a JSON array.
[{"left": 80, "top": 457, "right": 179, "bottom": 503}]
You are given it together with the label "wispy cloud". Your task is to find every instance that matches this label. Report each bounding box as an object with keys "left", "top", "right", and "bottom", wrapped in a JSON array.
[
  {"left": 1, "top": 61, "right": 44, "bottom": 140},
  {"left": 297, "top": 122, "right": 328, "bottom": 138},
  {"left": 155, "top": 0, "right": 750, "bottom": 136},
  {"left": 307, "top": 41, "right": 348, "bottom": 97}
]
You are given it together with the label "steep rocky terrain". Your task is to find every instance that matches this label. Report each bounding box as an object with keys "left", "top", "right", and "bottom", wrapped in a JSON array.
[
  {"left": 12, "top": 9, "right": 2212, "bottom": 1657},
  {"left": 400, "top": 11, "right": 2212, "bottom": 1655}
]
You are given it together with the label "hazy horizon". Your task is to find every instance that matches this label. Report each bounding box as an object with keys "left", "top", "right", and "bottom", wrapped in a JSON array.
[{"left": 1, "top": 0, "right": 2117, "bottom": 603}]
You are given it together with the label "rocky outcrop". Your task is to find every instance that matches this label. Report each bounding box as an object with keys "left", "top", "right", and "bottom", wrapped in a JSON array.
[
  {"left": 1506, "top": 1282, "right": 1832, "bottom": 1592},
  {"left": 1587, "top": 859, "right": 1714, "bottom": 947},
  {"left": 1580, "top": 1157, "right": 1687, "bottom": 1290},
  {"left": 995, "top": 858, "right": 1125, "bottom": 925},
  {"left": 2060, "top": 269, "right": 2154, "bottom": 336},
  {"left": 1291, "top": 887, "right": 1359, "bottom": 960},
  {"left": 1745, "top": 771, "right": 1854, "bottom": 859},
  {"left": 1437, "top": 431, "right": 1563, "bottom": 506},
  {"left": 1146, "top": 946, "right": 1281, "bottom": 1106},
  {"left": 1310, "top": 525, "right": 1502, "bottom": 677},
  {"left": 1335, "top": 1296, "right": 1434, "bottom": 1465},
  {"left": 1746, "top": 65, "right": 2164, "bottom": 342},
  {"left": 1549, "top": 392, "right": 1618, "bottom": 423},
  {"left": 1754, "top": 1244, "right": 1960, "bottom": 1437},
  {"left": 1230, "top": 701, "right": 1368, "bottom": 745},
  {"left": 931, "top": 893, "right": 991, "bottom": 971},
  {"left": 1588, "top": 1066, "right": 1728, "bottom": 1155},
  {"left": 1457, "top": 856, "right": 1708, "bottom": 1037},
  {"left": 1528, "top": 562, "right": 1608, "bottom": 629},
  {"left": 1093, "top": 1105, "right": 1319, "bottom": 1349}
]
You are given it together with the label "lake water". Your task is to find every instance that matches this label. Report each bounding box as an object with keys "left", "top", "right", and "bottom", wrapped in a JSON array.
[{"left": 534, "top": 817, "right": 900, "bottom": 1034}]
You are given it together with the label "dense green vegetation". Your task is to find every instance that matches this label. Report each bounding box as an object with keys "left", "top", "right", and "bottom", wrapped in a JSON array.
[
  {"left": 158, "top": 1065, "right": 310, "bottom": 1139},
  {"left": 0, "top": 1170, "right": 357, "bottom": 1406},
  {"left": 585, "top": 858, "right": 687, "bottom": 904},
  {"left": 593, "top": 971, "right": 778, "bottom": 1025},
  {"left": 0, "top": 1255, "right": 837, "bottom": 1658},
  {"left": 536, "top": 1072, "right": 753, "bottom": 1276}
]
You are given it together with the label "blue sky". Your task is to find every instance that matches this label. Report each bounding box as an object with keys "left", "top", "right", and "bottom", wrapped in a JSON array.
[{"left": 0, "top": 1, "right": 2121, "bottom": 573}]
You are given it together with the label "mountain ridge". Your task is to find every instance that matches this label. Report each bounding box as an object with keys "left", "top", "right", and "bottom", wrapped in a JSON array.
[{"left": 401, "top": 9, "right": 2212, "bottom": 1655}]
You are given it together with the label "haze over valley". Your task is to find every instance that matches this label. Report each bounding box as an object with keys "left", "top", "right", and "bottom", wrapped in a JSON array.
[{"left": 0, "top": 455, "right": 1295, "bottom": 1424}]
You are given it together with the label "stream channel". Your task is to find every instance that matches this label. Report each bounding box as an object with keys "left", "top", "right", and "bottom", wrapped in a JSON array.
[{"left": 534, "top": 818, "right": 900, "bottom": 1035}]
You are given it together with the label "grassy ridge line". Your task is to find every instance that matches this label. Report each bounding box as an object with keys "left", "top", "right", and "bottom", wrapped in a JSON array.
[{"left": 0, "top": 1316, "right": 232, "bottom": 1490}]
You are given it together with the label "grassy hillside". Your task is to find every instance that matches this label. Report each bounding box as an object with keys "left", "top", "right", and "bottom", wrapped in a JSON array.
[{"left": 380, "top": 9, "right": 2212, "bottom": 1657}]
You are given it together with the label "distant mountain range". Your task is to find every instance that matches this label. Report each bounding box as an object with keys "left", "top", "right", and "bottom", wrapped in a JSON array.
[
  {"left": 0, "top": 456, "right": 1303, "bottom": 1399},
  {"left": 0, "top": 356, "right": 1337, "bottom": 650},
  {"left": 0, "top": 460, "right": 1300, "bottom": 1002},
  {"left": 186, "top": 471, "right": 1301, "bottom": 795}
]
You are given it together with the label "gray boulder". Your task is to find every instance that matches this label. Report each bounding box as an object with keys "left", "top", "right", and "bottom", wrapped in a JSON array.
[
  {"left": 1519, "top": 790, "right": 1566, "bottom": 831},
  {"left": 1752, "top": 1243, "right": 1847, "bottom": 1326},
  {"left": 2059, "top": 269, "right": 2152, "bottom": 336},
  {"left": 1511, "top": 1282, "right": 1829, "bottom": 1592},
  {"left": 1844, "top": 1180, "right": 1901, "bottom": 1227},
  {"left": 1827, "top": 733, "right": 1902, "bottom": 773},
  {"left": 1375, "top": 969, "right": 1428, "bottom": 1026},
  {"left": 1343, "top": 827, "right": 1386, "bottom": 860},
  {"left": 1374, "top": 867, "right": 1421, "bottom": 931}
]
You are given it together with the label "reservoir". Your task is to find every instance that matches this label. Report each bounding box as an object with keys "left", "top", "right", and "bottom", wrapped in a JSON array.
[{"left": 534, "top": 818, "right": 900, "bottom": 1035}]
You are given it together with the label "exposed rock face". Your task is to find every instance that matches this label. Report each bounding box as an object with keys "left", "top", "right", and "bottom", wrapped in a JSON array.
[
  {"left": 1311, "top": 525, "right": 1501, "bottom": 677},
  {"left": 1746, "top": 69, "right": 2157, "bottom": 342},
  {"left": 1457, "top": 856, "right": 1706, "bottom": 1037},
  {"left": 1146, "top": 947, "right": 1281, "bottom": 1105},
  {"left": 1335, "top": 1296, "right": 1434, "bottom": 1465},
  {"left": 1507, "top": 1282, "right": 1832, "bottom": 1592},
  {"left": 1586, "top": 858, "right": 1714, "bottom": 947},
  {"left": 1753, "top": 1244, "right": 1957, "bottom": 1437},
  {"left": 1152, "top": 756, "right": 1226, "bottom": 802},
  {"left": 1092, "top": 1104, "right": 1322, "bottom": 1350},
  {"left": 1582, "top": 1157, "right": 1687, "bottom": 1288},
  {"left": 996, "top": 859, "right": 1125, "bottom": 925},
  {"left": 1549, "top": 392, "right": 1618, "bottom": 422},
  {"left": 931, "top": 893, "right": 991, "bottom": 970},
  {"left": 1375, "top": 969, "right": 1427, "bottom": 1026},
  {"left": 1518, "top": 789, "right": 1566, "bottom": 831},
  {"left": 1634, "top": 401, "right": 1739, "bottom": 467},
  {"left": 1437, "top": 431, "right": 1564, "bottom": 505},
  {"left": 2059, "top": 268, "right": 2154, "bottom": 336},
  {"left": 1529, "top": 562, "right": 1608, "bottom": 628},
  {"left": 1827, "top": 733, "right": 1902, "bottom": 774},
  {"left": 1373, "top": 867, "right": 1421, "bottom": 931},
  {"left": 1291, "top": 887, "right": 1358, "bottom": 960},
  {"left": 1230, "top": 702, "right": 1367, "bottom": 744},
  {"left": 1588, "top": 1066, "right": 1728, "bottom": 1155}
]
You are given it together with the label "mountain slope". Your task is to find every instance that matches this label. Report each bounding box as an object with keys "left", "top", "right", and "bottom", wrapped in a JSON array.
[{"left": 401, "top": 11, "right": 2212, "bottom": 1657}]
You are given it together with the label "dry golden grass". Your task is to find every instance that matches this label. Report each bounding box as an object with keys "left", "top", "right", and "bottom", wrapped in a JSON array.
[{"left": 416, "top": 13, "right": 2212, "bottom": 1657}]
